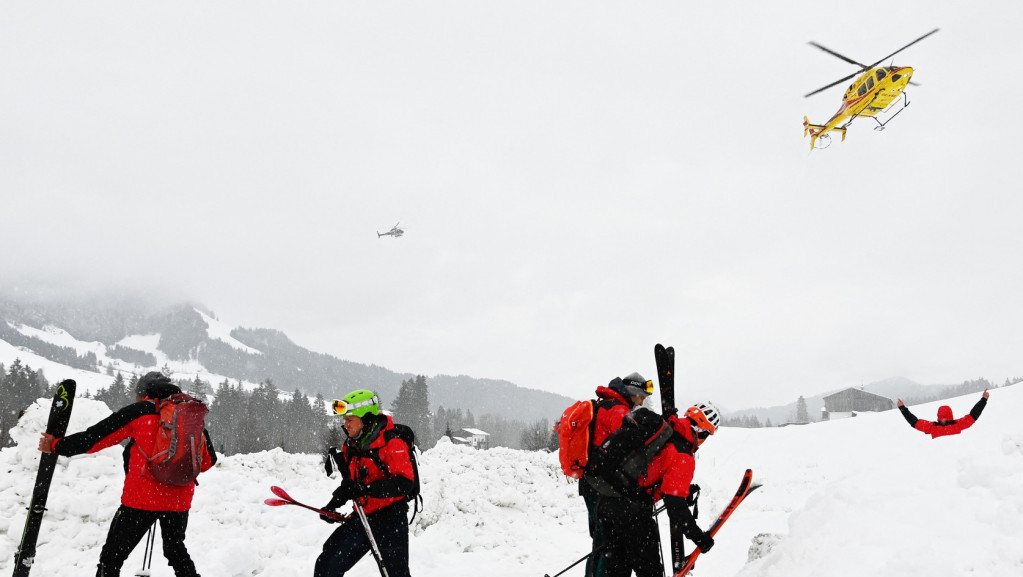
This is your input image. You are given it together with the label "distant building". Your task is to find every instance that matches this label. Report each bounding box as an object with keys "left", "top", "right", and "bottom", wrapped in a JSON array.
[
  {"left": 821, "top": 388, "right": 894, "bottom": 420},
  {"left": 452, "top": 427, "right": 490, "bottom": 449}
]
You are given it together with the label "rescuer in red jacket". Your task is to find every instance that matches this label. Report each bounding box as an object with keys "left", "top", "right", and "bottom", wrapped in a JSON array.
[
  {"left": 38, "top": 371, "right": 216, "bottom": 577},
  {"left": 316, "top": 389, "right": 417, "bottom": 577},
  {"left": 591, "top": 401, "right": 720, "bottom": 577},
  {"left": 897, "top": 390, "right": 989, "bottom": 438},
  {"left": 581, "top": 373, "right": 652, "bottom": 577}
]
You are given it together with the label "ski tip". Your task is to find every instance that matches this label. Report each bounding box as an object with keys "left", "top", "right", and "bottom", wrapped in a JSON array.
[{"left": 264, "top": 498, "right": 289, "bottom": 506}]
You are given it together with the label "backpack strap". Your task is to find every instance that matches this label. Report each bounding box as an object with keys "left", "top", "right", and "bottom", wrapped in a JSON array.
[
  {"left": 584, "top": 398, "right": 618, "bottom": 465},
  {"left": 361, "top": 430, "right": 422, "bottom": 525},
  {"left": 670, "top": 430, "right": 695, "bottom": 456},
  {"left": 621, "top": 422, "right": 674, "bottom": 482}
]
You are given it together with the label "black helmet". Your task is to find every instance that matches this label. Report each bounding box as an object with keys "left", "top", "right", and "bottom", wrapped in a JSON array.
[{"left": 136, "top": 371, "right": 179, "bottom": 399}]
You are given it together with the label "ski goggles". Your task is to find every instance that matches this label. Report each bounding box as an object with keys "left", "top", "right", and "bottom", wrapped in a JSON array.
[
  {"left": 622, "top": 377, "right": 655, "bottom": 395},
  {"left": 331, "top": 396, "right": 379, "bottom": 415}
]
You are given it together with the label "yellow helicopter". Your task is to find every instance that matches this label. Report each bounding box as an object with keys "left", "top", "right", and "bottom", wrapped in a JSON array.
[{"left": 803, "top": 28, "right": 939, "bottom": 151}]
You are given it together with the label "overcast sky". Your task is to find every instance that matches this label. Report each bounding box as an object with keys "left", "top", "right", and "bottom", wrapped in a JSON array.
[{"left": 3, "top": 1, "right": 1021, "bottom": 409}]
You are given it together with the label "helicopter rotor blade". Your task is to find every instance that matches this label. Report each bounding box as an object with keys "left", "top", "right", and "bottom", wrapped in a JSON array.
[
  {"left": 804, "top": 70, "right": 861, "bottom": 98},
  {"left": 803, "top": 28, "right": 939, "bottom": 98},
  {"left": 866, "top": 28, "right": 939, "bottom": 69},
  {"left": 807, "top": 41, "right": 869, "bottom": 68}
]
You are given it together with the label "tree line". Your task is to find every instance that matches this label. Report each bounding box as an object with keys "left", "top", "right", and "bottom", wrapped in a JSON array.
[{"left": 1, "top": 360, "right": 544, "bottom": 455}]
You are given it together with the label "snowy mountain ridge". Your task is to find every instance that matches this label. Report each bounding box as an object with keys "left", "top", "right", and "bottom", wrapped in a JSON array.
[
  {"left": 1, "top": 384, "right": 1020, "bottom": 577},
  {"left": 0, "top": 298, "right": 574, "bottom": 422}
]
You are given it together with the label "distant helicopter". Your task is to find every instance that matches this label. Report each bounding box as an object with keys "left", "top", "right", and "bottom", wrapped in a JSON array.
[
  {"left": 377, "top": 222, "right": 404, "bottom": 238},
  {"left": 802, "top": 28, "right": 939, "bottom": 151}
]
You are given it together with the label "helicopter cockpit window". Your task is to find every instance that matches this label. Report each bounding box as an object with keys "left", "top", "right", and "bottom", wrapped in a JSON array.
[
  {"left": 857, "top": 83, "right": 867, "bottom": 96},
  {"left": 866, "top": 76, "right": 875, "bottom": 90},
  {"left": 876, "top": 69, "right": 887, "bottom": 81}
]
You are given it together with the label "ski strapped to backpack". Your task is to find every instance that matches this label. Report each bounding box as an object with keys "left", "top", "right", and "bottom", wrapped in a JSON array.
[
  {"left": 555, "top": 398, "right": 617, "bottom": 479},
  {"left": 655, "top": 343, "right": 676, "bottom": 416},
  {"left": 137, "top": 393, "right": 209, "bottom": 486}
]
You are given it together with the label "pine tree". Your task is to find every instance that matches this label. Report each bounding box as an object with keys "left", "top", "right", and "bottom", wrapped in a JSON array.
[
  {"left": 391, "top": 378, "right": 416, "bottom": 429},
  {"left": 208, "top": 379, "right": 244, "bottom": 455},
  {"left": 0, "top": 359, "right": 46, "bottom": 447},
  {"left": 191, "top": 375, "right": 211, "bottom": 402},
  {"left": 796, "top": 395, "right": 810, "bottom": 424},
  {"left": 410, "top": 375, "right": 432, "bottom": 444}
]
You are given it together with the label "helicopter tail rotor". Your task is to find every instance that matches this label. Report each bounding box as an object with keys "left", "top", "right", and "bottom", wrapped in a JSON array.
[{"left": 803, "top": 116, "right": 847, "bottom": 151}]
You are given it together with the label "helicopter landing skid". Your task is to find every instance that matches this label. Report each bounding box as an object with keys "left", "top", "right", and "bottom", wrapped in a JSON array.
[{"left": 870, "top": 91, "right": 910, "bottom": 131}]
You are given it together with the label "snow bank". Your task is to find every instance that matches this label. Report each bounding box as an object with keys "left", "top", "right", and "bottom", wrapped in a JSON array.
[{"left": 1, "top": 386, "right": 1021, "bottom": 577}]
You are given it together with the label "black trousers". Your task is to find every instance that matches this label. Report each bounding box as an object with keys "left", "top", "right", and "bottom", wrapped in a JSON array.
[
  {"left": 582, "top": 490, "right": 609, "bottom": 577},
  {"left": 96, "top": 505, "right": 199, "bottom": 577},
  {"left": 595, "top": 497, "right": 662, "bottom": 577},
  {"left": 314, "top": 503, "right": 411, "bottom": 577}
]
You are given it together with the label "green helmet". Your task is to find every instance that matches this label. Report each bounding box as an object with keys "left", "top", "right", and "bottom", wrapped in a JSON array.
[{"left": 332, "top": 389, "right": 380, "bottom": 418}]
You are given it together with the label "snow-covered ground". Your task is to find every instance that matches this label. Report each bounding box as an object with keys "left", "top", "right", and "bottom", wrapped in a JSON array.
[{"left": 1, "top": 385, "right": 1020, "bottom": 577}]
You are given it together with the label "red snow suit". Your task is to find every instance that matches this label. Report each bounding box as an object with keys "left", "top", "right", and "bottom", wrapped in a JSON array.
[
  {"left": 898, "top": 395, "right": 988, "bottom": 439},
  {"left": 639, "top": 414, "right": 699, "bottom": 502},
  {"left": 53, "top": 400, "right": 215, "bottom": 512},
  {"left": 341, "top": 414, "right": 416, "bottom": 515},
  {"left": 591, "top": 386, "right": 631, "bottom": 447}
]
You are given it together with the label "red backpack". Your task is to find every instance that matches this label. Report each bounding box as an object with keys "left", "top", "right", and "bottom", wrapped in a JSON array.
[
  {"left": 141, "top": 393, "right": 209, "bottom": 486},
  {"left": 555, "top": 400, "right": 608, "bottom": 479}
]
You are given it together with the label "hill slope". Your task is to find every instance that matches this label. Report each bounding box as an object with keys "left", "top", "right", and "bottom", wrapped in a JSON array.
[{"left": 0, "top": 296, "right": 572, "bottom": 422}]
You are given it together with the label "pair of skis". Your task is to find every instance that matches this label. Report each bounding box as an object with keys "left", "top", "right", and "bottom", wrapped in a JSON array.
[
  {"left": 655, "top": 343, "right": 689, "bottom": 571},
  {"left": 672, "top": 469, "right": 761, "bottom": 576},
  {"left": 13, "top": 380, "right": 77, "bottom": 577},
  {"left": 655, "top": 344, "right": 761, "bottom": 577},
  {"left": 265, "top": 486, "right": 389, "bottom": 577}
]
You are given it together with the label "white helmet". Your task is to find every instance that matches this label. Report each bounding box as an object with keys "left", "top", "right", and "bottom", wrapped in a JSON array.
[{"left": 685, "top": 401, "right": 721, "bottom": 435}]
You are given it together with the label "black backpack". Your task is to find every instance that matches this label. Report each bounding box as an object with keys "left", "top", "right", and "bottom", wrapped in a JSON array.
[{"left": 585, "top": 407, "right": 687, "bottom": 499}]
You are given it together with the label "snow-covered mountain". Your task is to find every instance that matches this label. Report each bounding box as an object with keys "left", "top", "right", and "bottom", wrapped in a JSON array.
[
  {"left": 1, "top": 384, "right": 1019, "bottom": 577},
  {"left": 0, "top": 298, "right": 572, "bottom": 422}
]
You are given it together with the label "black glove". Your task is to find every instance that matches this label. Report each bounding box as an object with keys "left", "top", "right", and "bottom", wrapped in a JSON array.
[
  {"left": 332, "top": 479, "right": 356, "bottom": 504},
  {"left": 324, "top": 447, "right": 342, "bottom": 477},
  {"left": 692, "top": 531, "right": 714, "bottom": 553},
  {"left": 332, "top": 478, "right": 372, "bottom": 503},
  {"left": 320, "top": 497, "right": 343, "bottom": 524},
  {"left": 687, "top": 484, "right": 700, "bottom": 506}
]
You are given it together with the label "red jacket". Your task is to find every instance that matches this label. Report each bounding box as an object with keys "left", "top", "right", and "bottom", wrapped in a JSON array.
[
  {"left": 640, "top": 415, "right": 699, "bottom": 502},
  {"left": 342, "top": 415, "right": 416, "bottom": 515},
  {"left": 899, "top": 396, "right": 987, "bottom": 439},
  {"left": 53, "top": 400, "right": 215, "bottom": 512},
  {"left": 591, "top": 386, "right": 631, "bottom": 447}
]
